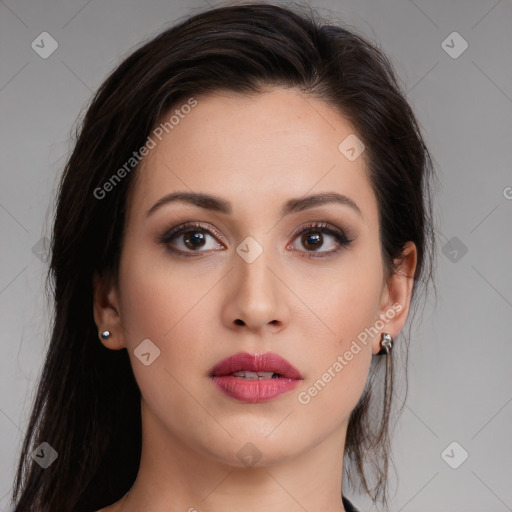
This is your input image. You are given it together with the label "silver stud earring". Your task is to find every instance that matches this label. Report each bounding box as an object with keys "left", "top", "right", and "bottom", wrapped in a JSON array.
[
  {"left": 377, "top": 333, "right": 393, "bottom": 355},
  {"left": 100, "top": 330, "right": 111, "bottom": 340}
]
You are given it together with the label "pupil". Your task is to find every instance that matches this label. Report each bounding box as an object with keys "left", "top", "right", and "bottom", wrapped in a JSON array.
[
  {"left": 303, "top": 232, "right": 321, "bottom": 250},
  {"left": 184, "top": 232, "right": 205, "bottom": 249}
]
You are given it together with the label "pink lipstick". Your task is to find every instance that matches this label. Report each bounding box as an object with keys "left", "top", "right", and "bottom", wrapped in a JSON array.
[{"left": 209, "top": 352, "right": 303, "bottom": 403}]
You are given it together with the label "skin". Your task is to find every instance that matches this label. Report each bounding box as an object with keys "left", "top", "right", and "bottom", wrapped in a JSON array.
[{"left": 93, "top": 87, "right": 417, "bottom": 512}]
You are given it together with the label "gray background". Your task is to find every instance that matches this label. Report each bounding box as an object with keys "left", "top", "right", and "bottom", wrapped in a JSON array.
[{"left": 1, "top": 0, "right": 511, "bottom": 511}]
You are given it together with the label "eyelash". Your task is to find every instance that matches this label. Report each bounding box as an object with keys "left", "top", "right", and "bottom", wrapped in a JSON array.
[{"left": 158, "top": 221, "right": 353, "bottom": 259}]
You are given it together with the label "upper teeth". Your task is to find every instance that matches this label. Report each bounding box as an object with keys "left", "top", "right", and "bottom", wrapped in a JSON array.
[{"left": 232, "top": 371, "right": 277, "bottom": 379}]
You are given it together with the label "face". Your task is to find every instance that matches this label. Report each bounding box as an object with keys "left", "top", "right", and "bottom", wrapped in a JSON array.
[{"left": 95, "top": 87, "right": 415, "bottom": 468}]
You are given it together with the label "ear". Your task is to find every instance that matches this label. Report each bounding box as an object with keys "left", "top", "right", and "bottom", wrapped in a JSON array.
[
  {"left": 372, "top": 241, "right": 418, "bottom": 355},
  {"left": 93, "top": 271, "right": 126, "bottom": 350}
]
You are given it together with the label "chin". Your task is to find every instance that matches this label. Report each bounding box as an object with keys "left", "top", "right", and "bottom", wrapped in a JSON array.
[{"left": 205, "top": 433, "right": 306, "bottom": 469}]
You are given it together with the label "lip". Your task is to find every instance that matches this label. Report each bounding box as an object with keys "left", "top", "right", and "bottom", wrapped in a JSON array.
[{"left": 209, "top": 352, "right": 303, "bottom": 403}]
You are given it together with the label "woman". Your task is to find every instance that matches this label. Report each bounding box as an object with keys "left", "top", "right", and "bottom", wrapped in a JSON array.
[{"left": 10, "top": 2, "right": 435, "bottom": 511}]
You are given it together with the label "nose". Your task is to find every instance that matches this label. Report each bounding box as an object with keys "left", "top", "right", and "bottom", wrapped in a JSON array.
[{"left": 221, "top": 247, "right": 290, "bottom": 335}]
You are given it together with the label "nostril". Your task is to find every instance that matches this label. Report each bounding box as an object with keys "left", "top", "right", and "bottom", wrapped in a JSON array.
[{"left": 234, "top": 319, "right": 244, "bottom": 325}]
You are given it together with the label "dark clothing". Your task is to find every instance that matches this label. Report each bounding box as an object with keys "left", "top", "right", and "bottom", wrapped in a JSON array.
[{"left": 342, "top": 496, "right": 360, "bottom": 512}]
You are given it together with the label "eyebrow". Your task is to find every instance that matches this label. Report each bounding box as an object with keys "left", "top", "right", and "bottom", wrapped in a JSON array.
[{"left": 146, "top": 191, "right": 362, "bottom": 218}]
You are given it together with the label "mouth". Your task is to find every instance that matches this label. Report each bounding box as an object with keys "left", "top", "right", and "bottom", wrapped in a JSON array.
[
  {"left": 209, "top": 352, "right": 303, "bottom": 403},
  {"left": 209, "top": 352, "right": 303, "bottom": 379}
]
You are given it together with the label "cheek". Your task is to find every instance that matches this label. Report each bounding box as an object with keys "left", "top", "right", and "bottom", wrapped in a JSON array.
[
  {"left": 116, "top": 249, "right": 213, "bottom": 419},
  {"left": 294, "top": 273, "right": 378, "bottom": 429},
  {"left": 291, "top": 247, "right": 383, "bottom": 409},
  {"left": 118, "top": 240, "right": 214, "bottom": 341},
  {"left": 117, "top": 242, "right": 225, "bottom": 390},
  {"left": 300, "top": 247, "right": 384, "bottom": 343}
]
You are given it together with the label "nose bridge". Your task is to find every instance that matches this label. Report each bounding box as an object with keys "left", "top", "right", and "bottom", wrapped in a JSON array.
[
  {"left": 235, "top": 236, "right": 276, "bottom": 300},
  {"left": 228, "top": 234, "right": 285, "bottom": 329}
]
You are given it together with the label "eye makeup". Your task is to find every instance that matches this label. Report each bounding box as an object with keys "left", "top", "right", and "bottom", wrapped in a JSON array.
[{"left": 157, "top": 219, "right": 355, "bottom": 259}]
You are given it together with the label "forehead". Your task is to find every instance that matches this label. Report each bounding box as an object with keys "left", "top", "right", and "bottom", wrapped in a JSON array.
[{"left": 128, "top": 88, "right": 378, "bottom": 226}]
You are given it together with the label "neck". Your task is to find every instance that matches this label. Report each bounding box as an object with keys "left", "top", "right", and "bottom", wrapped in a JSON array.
[{"left": 110, "top": 399, "right": 350, "bottom": 512}]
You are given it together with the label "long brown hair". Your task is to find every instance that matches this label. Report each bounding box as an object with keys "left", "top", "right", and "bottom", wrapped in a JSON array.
[{"left": 10, "top": 2, "right": 436, "bottom": 511}]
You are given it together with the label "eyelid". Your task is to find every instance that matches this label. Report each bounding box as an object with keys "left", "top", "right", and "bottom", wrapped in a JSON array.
[{"left": 289, "top": 221, "right": 347, "bottom": 240}]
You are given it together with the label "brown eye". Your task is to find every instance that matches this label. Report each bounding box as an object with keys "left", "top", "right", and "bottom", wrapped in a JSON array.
[
  {"left": 289, "top": 222, "right": 353, "bottom": 258},
  {"left": 160, "top": 222, "right": 225, "bottom": 256},
  {"left": 182, "top": 231, "right": 207, "bottom": 250},
  {"left": 301, "top": 232, "right": 323, "bottom": 251}
]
